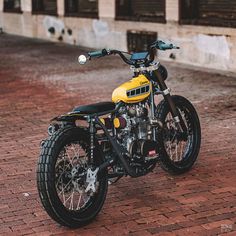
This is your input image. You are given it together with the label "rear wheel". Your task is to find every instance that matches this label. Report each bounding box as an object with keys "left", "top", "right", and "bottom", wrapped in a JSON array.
[
  {"left": 37, "top": 126, "right": 108, "bottom": 228},
  {"left": 156, "top": 95, "right": 201, "bottom": 174}
]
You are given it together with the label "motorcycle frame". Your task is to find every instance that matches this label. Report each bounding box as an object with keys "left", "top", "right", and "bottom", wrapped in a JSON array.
[{"left": 86, "top": 68, "right": 188, "bottom": 178}]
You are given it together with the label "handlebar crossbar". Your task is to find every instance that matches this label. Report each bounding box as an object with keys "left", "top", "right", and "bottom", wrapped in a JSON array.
[{"left": 88, "top": 49, "right": 134, "bottom": 65}]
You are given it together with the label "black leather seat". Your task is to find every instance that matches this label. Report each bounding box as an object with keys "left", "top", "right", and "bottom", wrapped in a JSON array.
[{"left": 73, "top": 102, "right": 115, "bottom": 115}]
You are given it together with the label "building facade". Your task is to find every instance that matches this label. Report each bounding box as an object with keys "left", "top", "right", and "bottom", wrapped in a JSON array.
[{"left": 0, "top": 0, "right": 236, "bottom": 72}]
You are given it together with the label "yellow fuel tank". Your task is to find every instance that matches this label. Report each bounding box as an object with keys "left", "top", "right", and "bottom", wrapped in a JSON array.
[{"left": 112, "top": 74, "right": 151, "bottom": 104}]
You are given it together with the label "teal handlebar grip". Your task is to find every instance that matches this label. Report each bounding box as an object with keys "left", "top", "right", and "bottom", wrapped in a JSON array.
[{"left": 88, "top": 49, "right": 108, "bottom": 58}]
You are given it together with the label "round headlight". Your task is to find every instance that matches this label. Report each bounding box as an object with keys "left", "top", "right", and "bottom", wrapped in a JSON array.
[{"left": 78, "top": 55, "right": 87, "bottom": 65}]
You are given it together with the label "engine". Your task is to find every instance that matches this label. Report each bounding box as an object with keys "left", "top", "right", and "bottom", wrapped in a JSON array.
[{"left": 115, "top": 102, "right": 158, "bottom": 162}]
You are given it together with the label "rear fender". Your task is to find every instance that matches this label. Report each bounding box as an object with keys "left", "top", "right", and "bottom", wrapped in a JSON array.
[{"left": 51, "top": 112, "right": 87, "bottom": 122}]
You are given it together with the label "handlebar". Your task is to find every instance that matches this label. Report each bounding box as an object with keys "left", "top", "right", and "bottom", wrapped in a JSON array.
[
  {"left": 80, "top": 40, "right": 179, "bottom": 66},
  {"left": 88, "top": 49, "right": 134, "bottom": 65},
  {"left": 88, "top": 49, "right": 108, "bottom": 58}
]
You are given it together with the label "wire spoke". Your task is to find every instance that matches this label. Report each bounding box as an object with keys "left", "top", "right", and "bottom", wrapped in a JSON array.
[
  {"left": 69, "top": 190, "right": 75, "bottom": 210},
  {"left": 164, "top": 110, "right": 192, "bottom": 162},
  {"left": 58, "top": 179, "right": 72, "bottom": 196},
  {"left": 76, "top": 193, "right": 82, "bottom": 210},
  {"left": 55, "top": 142, "right": 96, "bottom": 212}
]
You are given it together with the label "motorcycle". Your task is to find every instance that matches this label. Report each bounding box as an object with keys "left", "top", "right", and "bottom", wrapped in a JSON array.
[{"left": 37, "top": 40, "right": 201, "bottom": 228}]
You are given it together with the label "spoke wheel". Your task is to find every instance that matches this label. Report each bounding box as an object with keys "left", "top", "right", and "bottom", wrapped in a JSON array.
[
  {"left": 37, "top": 127, "right": 108, "bottom": 228},
  {"left": 55, "top": 143, "right": 96, "bottom": 211},
  {"left": 163, "top": 110, "right": 192, "bottom": 163},
  {"left": 156, "top": 95, "right": 201, "bottom": 174}
]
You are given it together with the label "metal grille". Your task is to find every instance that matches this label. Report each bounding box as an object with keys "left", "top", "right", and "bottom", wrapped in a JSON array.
[
  {"left": 65, "top": 0, "right": 98, "bottom": 18},
  {"left": 127, "top": 85, "right": 150, "bottom": 98},
  {"left": 32, "top": 0, "right": 57, "bottom": 15},
  {"left": 3, "top": 0, "right": 21, "bottom": 12},
  {"left": 180, "top": 0, "right": 236, "bottom": 28},
  {"left": 127, "top": 30, "right": 157, "bottom": 53},
  {"left": 116, "top": 0, "right": 165, "bottom": 23}
]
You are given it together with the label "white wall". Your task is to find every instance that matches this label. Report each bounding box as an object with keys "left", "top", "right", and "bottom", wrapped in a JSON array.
[{"left": 0, "top": 0, "right": 236, "bottom": 72}]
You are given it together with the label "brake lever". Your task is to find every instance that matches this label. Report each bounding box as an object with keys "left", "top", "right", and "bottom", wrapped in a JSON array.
[
  {"left": 173, "top": 45, "right": 180, "bottom": 49},
  {"left": 152, "top": 40, "right": 180, "bottom": 50}
]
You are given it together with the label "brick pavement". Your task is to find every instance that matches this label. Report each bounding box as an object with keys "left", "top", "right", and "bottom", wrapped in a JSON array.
[{"left": 0, "top": 34, "right": 236, "bottom": 235}]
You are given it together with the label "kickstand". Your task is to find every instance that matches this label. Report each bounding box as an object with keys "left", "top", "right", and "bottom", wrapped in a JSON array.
[{"left": 108, "top": 176, "right": 122, "bottom": 185}]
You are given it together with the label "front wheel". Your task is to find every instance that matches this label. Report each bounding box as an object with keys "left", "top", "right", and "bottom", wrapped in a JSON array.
[
  {"left": 156, "top": 95, "right": 201, "bottom": 174},
  {"left": 37, "top": 126, "right": 108, "bottom": 228}
]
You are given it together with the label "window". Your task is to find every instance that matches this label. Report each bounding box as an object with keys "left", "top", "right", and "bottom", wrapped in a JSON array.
[
  {"left": 65, "top": 0, "right": 98, "bottom": 18},
  {"left": 127, "top": 30, "right": 157, "bottom": 52},
  {"left": 116, "top": 0, "right": 165, "bottom": 23},
  {"left": 4, "top": 0, "right": 21, "bottom": 13},
  {"left": 32, "top": 0, "right": 57, "bottom": 15},
  {"left": 180, "top": 0, "right": 236, "bottom": 28}
]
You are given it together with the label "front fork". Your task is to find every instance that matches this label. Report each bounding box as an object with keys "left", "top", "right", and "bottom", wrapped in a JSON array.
[
  {"left": 149, "top": 84, "right": 157, "bottom": 141},
  {"left": 152, "top": 70, "right": 188, "bottom": 137}
]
